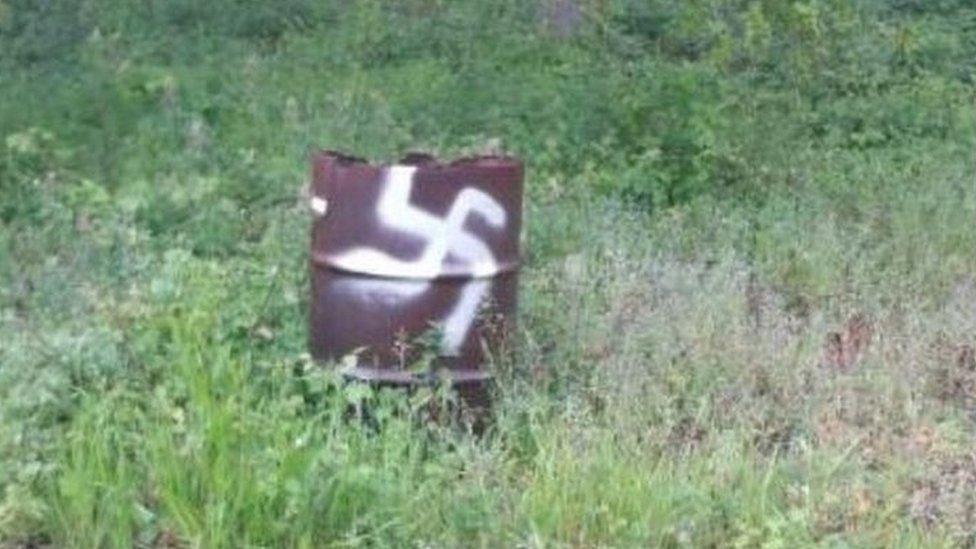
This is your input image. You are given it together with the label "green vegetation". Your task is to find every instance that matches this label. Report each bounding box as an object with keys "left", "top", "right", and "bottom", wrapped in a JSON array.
[{"left": 2, "top": 0, "right": 975, "bottom": 546}]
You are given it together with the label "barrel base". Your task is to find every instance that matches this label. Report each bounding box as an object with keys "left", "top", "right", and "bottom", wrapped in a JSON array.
[
  {"left": 342, "top": 367, "right": 493, "bottom": 427},
  {"left": 343, "top": 366, "right": 489, "bottom": 384}
]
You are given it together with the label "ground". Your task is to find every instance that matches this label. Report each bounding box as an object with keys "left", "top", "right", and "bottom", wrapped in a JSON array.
[{"left": 1, "top": 1, "right": 976, "bottom": 547}]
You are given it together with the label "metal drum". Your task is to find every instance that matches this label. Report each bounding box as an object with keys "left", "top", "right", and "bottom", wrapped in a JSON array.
[{"left": 309, "top": 151, "right": 523, "bottom": 409}]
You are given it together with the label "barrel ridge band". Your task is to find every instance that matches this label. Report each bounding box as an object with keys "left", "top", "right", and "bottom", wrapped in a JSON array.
[{"left": 309, "top": 251, "right": 521, "bottom": 281}]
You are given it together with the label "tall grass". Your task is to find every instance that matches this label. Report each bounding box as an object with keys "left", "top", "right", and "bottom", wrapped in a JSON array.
[{"left": 2, "top": 0, "right": 975, "bottom": 546}]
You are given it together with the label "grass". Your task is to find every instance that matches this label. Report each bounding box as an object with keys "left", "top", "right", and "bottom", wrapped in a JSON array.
[{"left": 2, "top": 0, "right": 976, "bottom": 546}]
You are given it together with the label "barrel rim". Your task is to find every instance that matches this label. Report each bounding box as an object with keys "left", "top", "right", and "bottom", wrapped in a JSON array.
[{"left": 311, "top": 149, "right": 523, "bottom": 173}]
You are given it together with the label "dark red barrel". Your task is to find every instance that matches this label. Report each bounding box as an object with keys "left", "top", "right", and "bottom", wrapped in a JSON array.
[{"left": 309, "top": 151, "right": 523, "bottom": 408}]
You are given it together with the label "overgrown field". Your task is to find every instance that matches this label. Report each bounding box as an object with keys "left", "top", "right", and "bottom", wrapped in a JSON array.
[{"left": 2, "top": 1, "right": 976, "bottom": 546}]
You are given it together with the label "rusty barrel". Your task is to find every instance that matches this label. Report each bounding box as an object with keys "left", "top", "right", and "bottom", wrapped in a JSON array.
[{"left": 309, "top": 151, "right": 523, "bottom": 409}]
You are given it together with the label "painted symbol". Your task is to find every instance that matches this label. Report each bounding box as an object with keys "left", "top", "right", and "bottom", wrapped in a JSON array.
[
  {"left": 329, "top": 165, "right": 507, "bottom": 355},
  {"left": 309, "top": 196, "right": 328, "bottom": 216}
]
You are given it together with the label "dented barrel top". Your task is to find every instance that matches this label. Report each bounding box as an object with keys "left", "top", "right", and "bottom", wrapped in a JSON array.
[{"left": 309, "top": 151, "right": 524, "bottom": 281}]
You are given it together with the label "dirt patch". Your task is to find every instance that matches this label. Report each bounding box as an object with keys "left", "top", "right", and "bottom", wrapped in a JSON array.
[
  {"left": 910, "top": 451, "right": 976, "bottom": 543},
  {"left": 929, "top": 341, "right": 976, "bottom": 415},
  {"left": 821, "top": 313, "right": 874, "bottom": 372}
]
